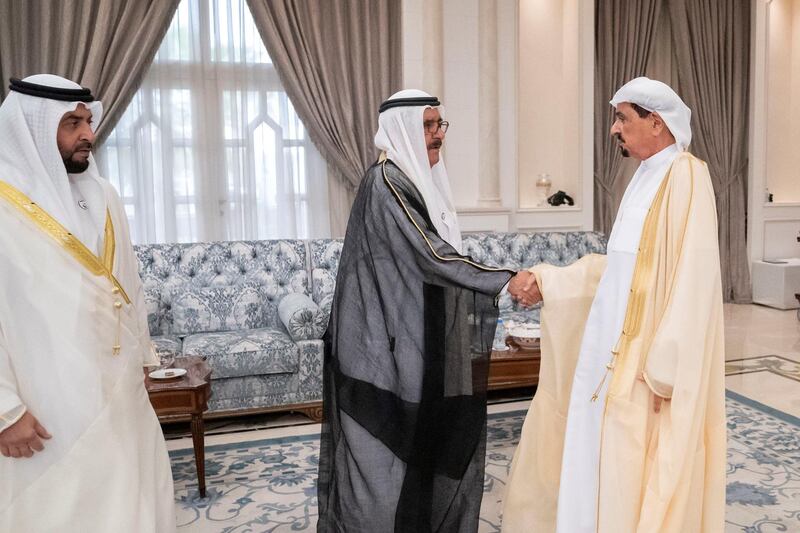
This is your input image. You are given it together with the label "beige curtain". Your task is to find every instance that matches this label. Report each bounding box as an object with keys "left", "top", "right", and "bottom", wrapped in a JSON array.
[
  {"left": 245, "top": 0, "right": 401, "bottom": 236},
  {"left": 593, "top": 0, "right": 664, "bottom": 234},
  {"left": 669, "top": 0, "right": 752, "bottom": 302},
  {"left": 0, "top": 0, "right": 179, "bottom": 145}
]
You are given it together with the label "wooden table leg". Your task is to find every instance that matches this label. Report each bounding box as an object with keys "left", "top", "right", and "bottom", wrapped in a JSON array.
[{"left": 191, "top": 413, "right": 206, "bottom": 497}]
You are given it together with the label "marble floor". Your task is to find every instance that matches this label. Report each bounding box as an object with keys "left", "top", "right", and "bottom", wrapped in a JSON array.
[{"left": 724, "top": 303, "right": 800, "bottom": 418}]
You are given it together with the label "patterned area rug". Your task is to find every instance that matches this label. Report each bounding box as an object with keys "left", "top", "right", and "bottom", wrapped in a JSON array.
[{"left": 171, "top": 391, "right": 800, "bottom": 532}]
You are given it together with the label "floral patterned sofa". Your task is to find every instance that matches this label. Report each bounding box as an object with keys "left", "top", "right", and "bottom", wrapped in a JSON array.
[{"left": 135, "top": 231, "right": 606, "bottom": 419}]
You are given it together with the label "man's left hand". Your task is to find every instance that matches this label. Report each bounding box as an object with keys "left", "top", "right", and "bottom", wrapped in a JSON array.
[{"left": 0, "top": 412, "right": 51, "bottom": 459}]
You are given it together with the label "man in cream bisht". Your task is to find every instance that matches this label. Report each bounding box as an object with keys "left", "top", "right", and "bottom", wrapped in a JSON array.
[
  {"left": 503, "top": 77, "right": 725, "bottom": 532},
  {"left": 0, "top": 75, "right": 175, "bottom": 532}
]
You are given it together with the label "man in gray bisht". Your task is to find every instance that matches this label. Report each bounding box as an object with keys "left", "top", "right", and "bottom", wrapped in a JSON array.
[{"left": 316, "top": 90, "right": 536, "bottom": 532}]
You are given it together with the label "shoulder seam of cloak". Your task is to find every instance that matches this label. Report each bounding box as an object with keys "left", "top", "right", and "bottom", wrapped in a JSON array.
[{"left": 380, "top": 160, "right": 513, "bottom": 274}]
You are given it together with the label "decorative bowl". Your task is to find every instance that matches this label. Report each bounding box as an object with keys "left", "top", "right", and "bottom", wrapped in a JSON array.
[{"left": 510, "top": 335, "right": 540, "bottom": 349}]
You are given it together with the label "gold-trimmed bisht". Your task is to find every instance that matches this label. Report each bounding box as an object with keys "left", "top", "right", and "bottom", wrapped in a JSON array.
[
  {"left": 0, "top": 181, "right": 129, "bottom": 355},
  {"left": 590, "top": 159, "right": 674, "bottom": 402},
  {"left": 593, "top": 154, "right": 699, "bottom": 532}
]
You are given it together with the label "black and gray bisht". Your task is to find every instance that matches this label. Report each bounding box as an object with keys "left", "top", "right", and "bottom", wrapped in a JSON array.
[{"left": 317, "top": 157, "right": 514, "bottom": 533}]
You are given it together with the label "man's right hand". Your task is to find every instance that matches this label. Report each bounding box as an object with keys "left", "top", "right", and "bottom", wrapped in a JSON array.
[
  {"left": 508, "top": 271, "right": 542, "bottom": 307},
  {"left": 0, "top": 412, "right": 51, "bottom": 458}
]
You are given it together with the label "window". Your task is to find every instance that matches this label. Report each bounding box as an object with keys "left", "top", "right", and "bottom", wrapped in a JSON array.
[{"left": 98, "top": 0, "right": 329, "bottom": 243}]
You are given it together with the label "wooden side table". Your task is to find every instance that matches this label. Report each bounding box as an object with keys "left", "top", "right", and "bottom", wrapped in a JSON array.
[
  {"left": 488, "top": 337, "right": 541, "bottom": 390},
  {"left": 145, "top": 356, "right": 212, "bottom": 497}
]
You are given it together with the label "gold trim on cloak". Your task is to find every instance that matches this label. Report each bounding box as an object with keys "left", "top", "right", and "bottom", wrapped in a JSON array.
[
  {"left": 379, "top": 154, "right": 513, "bottom": 275},
  {"left": 0, "top": 181, "right": 131, "bottom": 304}
]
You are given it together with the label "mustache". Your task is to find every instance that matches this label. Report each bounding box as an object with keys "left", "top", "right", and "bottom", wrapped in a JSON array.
[
  {"left": 428, "top": 140, "right": 442, "bottom": 149},
  {"left": 75, "top": 141, "right": 93, "bottom": 151},
  {"left": 613, "top": 133, "right": 629, "bottom": 157}
]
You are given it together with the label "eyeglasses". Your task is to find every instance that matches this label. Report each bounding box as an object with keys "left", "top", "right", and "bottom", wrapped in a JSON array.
[{"left": 424, "top": 120, "right": 449, "bottom": 134}]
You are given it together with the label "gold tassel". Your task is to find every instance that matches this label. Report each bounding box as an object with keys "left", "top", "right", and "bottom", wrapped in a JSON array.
[
  {"left": 591, "top": 337, "right": 622, "bottom": 402},
  {"left": 590, "top": 358, "right": 615, "bottom": 402},
  {"left": 112, "top": 288, "right": 122, "bottom": 355}
]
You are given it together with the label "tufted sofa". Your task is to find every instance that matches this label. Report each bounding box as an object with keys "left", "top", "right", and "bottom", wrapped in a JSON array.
[{"left": 135, "top": 231, "right": 606, "bottom": 419}]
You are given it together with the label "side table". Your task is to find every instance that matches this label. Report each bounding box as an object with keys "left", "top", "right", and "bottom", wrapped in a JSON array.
[
  {"left": 488, "top": 337, "right": 541, "bottom": 390},
  {"left": 145, "top": 356, "right": 212, "bottom": 497}
]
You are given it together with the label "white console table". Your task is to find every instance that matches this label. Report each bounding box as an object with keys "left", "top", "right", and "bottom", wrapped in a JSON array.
[{"left": 752, "top": 259, "right": 800, "bottom": 309}]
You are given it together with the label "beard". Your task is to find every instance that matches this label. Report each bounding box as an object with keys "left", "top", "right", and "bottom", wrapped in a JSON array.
[
  {"left": 614, "top": 133, "right": 629, "bottom": 158},
  {"left": 63, "top": 156, "right": 90, "bottom": 173},
  {"left": 62, "top": 143, "right": 92, "bottom": 173}
]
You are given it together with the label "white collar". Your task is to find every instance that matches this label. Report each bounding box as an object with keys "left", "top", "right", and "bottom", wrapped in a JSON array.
[{"left": 641, "top": 143, "right": 679, "bottom": 171}]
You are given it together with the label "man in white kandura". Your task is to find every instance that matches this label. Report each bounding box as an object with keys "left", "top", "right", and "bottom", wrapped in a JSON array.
[
  {"left": 503, "top": 77, "right": 725, "bottom": 532},
  {"left": 0, "top": 74, "right": 175, "bottom": 532}
]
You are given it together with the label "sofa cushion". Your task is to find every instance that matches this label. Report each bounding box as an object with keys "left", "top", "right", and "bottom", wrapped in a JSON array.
[
  {"left": 170, "top": 284, "right": 267, "bottom": 335},
  {"left": 144, "top": 289, "right": 162, "bottom": 335},
  {"left": 278, "top": 293, "right": 327, "bottom": 341},
  {"left": 182, "top": 327, "right": 299, "bottom": 379},
  {"left": 136, "top": 240, "right": 309, "bottom": 334},
  {"left": 309, "top": 239, "right": 341, "bottom": 308},
  {"left": 151, "top": 335, "right": 183, "bottom": 358}
]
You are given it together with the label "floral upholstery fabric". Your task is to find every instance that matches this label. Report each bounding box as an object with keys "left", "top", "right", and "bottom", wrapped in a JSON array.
[
  {"left": 206, "top": 339, "right": 323, "bottom": 412},
  {"left": 170, "top": 284, "right": 268, "bottom": 335},
  {"left": 182, "top": 327, "right": 299, "bottom": 379},
  {"left": 151, "top": 335, "right": 182, "bottom": 359},
  {"left": 134, "top": 232, "right": 605, "bottom": 415},
  {"left": 136, "top": 240, "right": 308, "bottom": 336},
  {"left": 144, "top": 289, "right": 161, "bottom": 334},
  {"left": 308, "top": 239, "right": 341, "bottom": 316},
  {"left": 278, "top": 293, "right": 327, "bottom": 341},
  {"left": 460, "top": 231, "right": 607, "bottom": 270}
]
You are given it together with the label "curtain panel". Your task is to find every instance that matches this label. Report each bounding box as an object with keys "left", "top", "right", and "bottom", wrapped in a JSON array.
[
  {"left": 97, "top": 0, "right": 330, "bottom": 244},
  {"left": 669, "top": 0, "right": 752, "bottom": 302},
  {"left": 593, "top": 0, "right": 664, "bottom": 235},
  {"left": 246, "top": 0, "right": 402, "bottom": 235},
  {"left": 0, "top": 0, "right": 179, "bottom": 144}
]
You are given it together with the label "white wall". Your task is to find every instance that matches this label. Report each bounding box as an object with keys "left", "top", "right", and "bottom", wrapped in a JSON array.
[
  {"left": 402, "top": 0, "right": 594, "bottom": 233},
  {"left": 765, "top": 0, "right": 800, "bottom": 203},
  {"left": 750, "top": 0, "right": 800, "bottom": 261}
]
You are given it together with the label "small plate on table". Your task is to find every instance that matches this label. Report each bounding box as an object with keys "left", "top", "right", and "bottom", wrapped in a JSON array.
[{"left": 149, "top": 368, "right": 187, "bottom": 380}]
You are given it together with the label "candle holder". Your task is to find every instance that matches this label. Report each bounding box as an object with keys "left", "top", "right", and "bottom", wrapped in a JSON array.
[{"left": 535, "top": 174, "right": 552, "bottom": 207}]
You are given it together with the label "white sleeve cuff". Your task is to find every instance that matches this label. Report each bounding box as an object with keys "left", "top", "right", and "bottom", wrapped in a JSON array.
[{"left": 0, "top": 404, "right": 27, "bottom": 434}]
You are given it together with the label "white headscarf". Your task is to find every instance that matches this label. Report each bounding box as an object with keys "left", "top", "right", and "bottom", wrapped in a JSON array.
[
  {"left": 610, "top": 77, "right": 692, "bottom": 151},
  {"left": 374, "top": 89, "right": 462, "bottom": 253},
  {"left": 0, "top": 74, "right": 105, "bottom": 248}
]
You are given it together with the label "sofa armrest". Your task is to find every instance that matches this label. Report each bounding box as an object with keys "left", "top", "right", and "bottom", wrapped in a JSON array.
[{"left": 278, "top": 293, "right": 327, "bottom": 341}]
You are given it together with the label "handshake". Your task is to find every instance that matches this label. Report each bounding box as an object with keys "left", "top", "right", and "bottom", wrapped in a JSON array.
[{"left": 508, "top": 270, "right": 542, "bottom": 308}]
